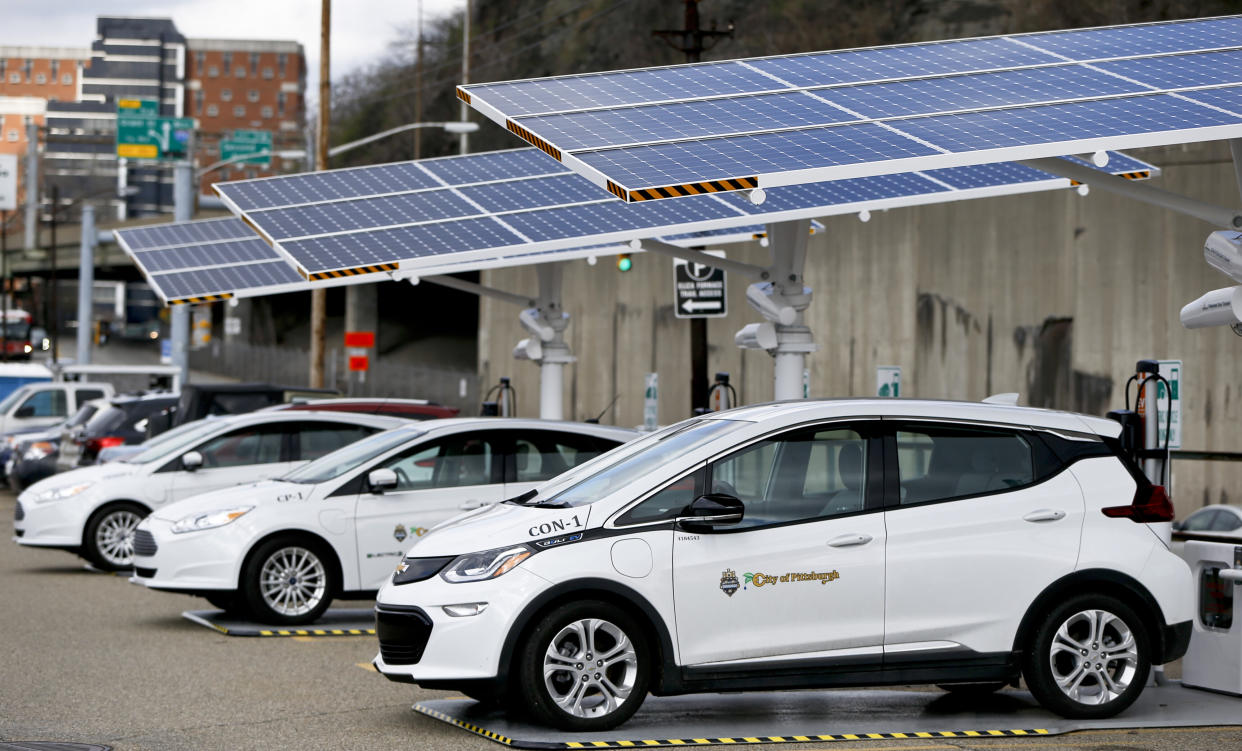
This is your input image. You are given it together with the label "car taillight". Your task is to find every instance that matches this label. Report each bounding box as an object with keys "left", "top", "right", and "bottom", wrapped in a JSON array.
[
  {"left": 86, "top": 436, "right": 125, "bottom": 453},
  {"left": 1103, "top": 485, "right": 1174, "bottom": 523}
]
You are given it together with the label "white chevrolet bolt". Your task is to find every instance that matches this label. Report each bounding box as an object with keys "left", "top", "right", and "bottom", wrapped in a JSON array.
[
  {"left": 371, "top": 399, "right": 1194, "bottom": 730},
  {"left": 13, "top": 411, "right": 405, "bottom": 570},
  {"left": 130, "top": 419, "right": 636, "bottom": 624}
]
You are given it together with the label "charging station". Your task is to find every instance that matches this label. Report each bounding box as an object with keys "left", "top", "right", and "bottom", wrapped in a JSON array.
[{"left": 1182, "top": 541, "right": 1242, "bottom": 696}]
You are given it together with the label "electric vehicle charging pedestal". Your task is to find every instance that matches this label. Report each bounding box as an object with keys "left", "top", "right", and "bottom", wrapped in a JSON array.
[{"left": 1182, "top": 541, "right": 1242, "bottom": 696}]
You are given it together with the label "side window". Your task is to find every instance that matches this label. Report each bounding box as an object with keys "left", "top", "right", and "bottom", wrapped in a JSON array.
[
  {"left": 1184, "top": 510, "right": 1220, "bottom": 532},
  {"left": 380, "top": 435, "right": 496, "bottom": 491},
  {"left": 76, "top": 389, "right": 106, "bottom": 403},
  {"left": 615, "top": 468, "right": 702, "bottom": 526},
  {"left": 709, "top": 427, "right": 868, "bottom": 529},
  {"left": 896, "top": 425, "right": 1034, "bottom": 505},
  {"left": 19, "top": 390, "right": 67, "bottom": 418},
  {"left": 1213, "top": 512, "right": 1242, "bottom": 532},
  {"left": 194, "top": 426, "right": 284, "bottom": 468},
  {"left": 295, "top": 422, "right": 374, "bottom": 461},
  {"left": 510, "top": 431, "right": 609, "bottom": 483}
]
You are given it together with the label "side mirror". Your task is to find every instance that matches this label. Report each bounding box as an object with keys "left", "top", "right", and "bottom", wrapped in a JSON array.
[
  {"left": 1171, "top": 520, "right": 1185, "bottom": 531},
  {"left": 369, "top": 468, "right": 398, "bottom": 493},
  {"left": 14, "top": 406, "right": 35, "bottom": 418},
  {"left": 182, "top": 450, "right": 204, "bottom": 471},
  {"left": 676, "top": 493, "right": 744, "bottom": 532}
]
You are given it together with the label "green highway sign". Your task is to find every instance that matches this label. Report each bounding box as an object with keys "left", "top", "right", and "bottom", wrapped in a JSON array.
[
  {"left": 220, "top": 129, "right": 272, "bottom": 166},
  {"left": 116, "top": 98, "right": 159, "bottom": 117},
  {"left": 116, "top": 115, "right": 194, "bottom": 161}
]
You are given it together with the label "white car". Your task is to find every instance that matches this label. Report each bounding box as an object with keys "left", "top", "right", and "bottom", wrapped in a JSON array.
[
  {"left": 13, "top": 410, "right": 405, "bottom": 570},
  {"left": 130, "top": 419, "right": 636, "bottom": 624},
  {"left": 372, "top": 399, "right": 1194, "bottom": 730}
]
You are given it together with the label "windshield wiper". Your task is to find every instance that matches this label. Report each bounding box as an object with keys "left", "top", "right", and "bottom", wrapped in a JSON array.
[{"left": 504, "top": 489, "right": 539, "bottom": 506}]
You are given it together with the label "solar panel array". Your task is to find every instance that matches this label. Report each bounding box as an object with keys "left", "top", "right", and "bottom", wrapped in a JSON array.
[
  {"left": 215, "top": 147, "right": 1155, "bottom": 281},
  {"left": 458, "top": 15, "right": 1242, "bottom": 201}
]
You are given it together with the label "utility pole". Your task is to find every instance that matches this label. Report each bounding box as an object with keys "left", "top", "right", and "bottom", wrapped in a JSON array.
[
  {"left": 171, "top": 136, "right": 194, "bottom": 383},
  {"left": 414, "top": 0, "right": 423, "bottom": 160},
  {"left": 459, "top": 0, "right": 471, "bottom": 155},
  {"left": 76, "top": 203, "right": 95, "bottom": 364},
  {"left": 310, "top": 0, "right": 331, "bottom": 388},
  {"left": 24, "top": 119, "right": 37, "bottom": 252},
  {"left": 653, "top": 0, "right": 732, "bottom": 413},
  {"left": 47, "top": 185, "right": 58, "bottom": 364},
  {"left": 1, "top": 210, "right": 7, "bottom": 362}
]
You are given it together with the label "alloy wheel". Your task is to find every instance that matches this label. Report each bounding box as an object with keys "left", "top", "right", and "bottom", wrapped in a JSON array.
[
  {"left": 542, "top": 617, "right": 638, "bottom": 718},
  {"left": 259, "top": 546, "right": 327, "bottom": 617},
  {"left": 95, "top": 509, "right": 142, "bottom": 567},
  {"left": 1048, "top": 608, "right": 1139, "bottom": 705}
]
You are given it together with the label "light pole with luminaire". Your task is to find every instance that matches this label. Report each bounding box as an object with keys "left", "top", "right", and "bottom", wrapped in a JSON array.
[{"left": 327, "top": 120, "right": 479, "bottom": 159}]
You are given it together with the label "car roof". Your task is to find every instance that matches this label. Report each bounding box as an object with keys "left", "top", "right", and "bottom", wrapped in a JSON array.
[
  {"left": 403, "top": 417, "right": 638, "bottom": 440},
  {"left": 198, "top": 409, "right": 409, "bottom": 430},
  {"left": 708, "top": 398, "right": 1121, "bottom": 437}
]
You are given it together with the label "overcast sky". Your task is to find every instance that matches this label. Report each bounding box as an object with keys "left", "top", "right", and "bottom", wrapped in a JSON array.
[{"left": 3, "top": 0, "right": 466, "bottom": 96}]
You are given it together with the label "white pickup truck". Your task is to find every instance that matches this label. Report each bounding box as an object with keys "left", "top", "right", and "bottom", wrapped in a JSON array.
[{"left": 0, "top": 381, "right": 116, "bottom": 435}]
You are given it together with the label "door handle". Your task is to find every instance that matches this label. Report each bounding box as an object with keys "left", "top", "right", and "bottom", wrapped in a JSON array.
[
  {"left": 1023, "top": 509, "right": 1066, "bottom": 523},
  {"left": 827, "top": 533, "right": 873, "bottom": 548},
  {"left": 458, "top": 500, "right": 485, "bottom": 511}
]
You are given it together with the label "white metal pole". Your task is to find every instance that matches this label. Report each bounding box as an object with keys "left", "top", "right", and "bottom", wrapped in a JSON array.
[
  {"left": 24, "top": 119, "right": 37, "bottom": 251},
  {"left": 76, "top": 203, "right": 95, "bottom": 364},
  {"left": 171, "top": 160, "right": 194, "bottom": 385},
  {"left": 540, "top": 361, "right": 564, "bottom": 420},
  {"left": 773, "top": 352, "right": 804, "bottom": 401},
  {"left": 459, "top": 0, "right": 470, "bottom": 155}
]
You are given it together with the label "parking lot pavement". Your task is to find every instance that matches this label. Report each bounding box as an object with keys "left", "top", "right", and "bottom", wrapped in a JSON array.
[{"left": 2, "top": 488, "right": 1237, "bottom": 751}]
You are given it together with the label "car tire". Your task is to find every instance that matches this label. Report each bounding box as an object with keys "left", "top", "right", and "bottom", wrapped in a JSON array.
[
  {"left": 240, "top": 536, "right": 337, "bottom": 626},
  {"left": 1023, "top": 593, "right": 1151, "bottom": 719},
  {"left": 82, "top": 502, "right": 146, "bottom": 571},
  {"left": 936, "top": 682, "right": 1007, "bottom": 695},
  {"left": 516, "top": 599, "right": 649, "bottom": 731}
]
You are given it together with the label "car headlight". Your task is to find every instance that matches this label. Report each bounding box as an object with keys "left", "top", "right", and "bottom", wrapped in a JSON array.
[
  {"left": 440, "top": 544, "right": 535, "bottom": 583},
  {"left": 23, "top": 441, "right": 55, "bottom": 461},
  {"left": 30, "top": 483, "right": 92, "bottom": 503},
  {"left": 170, "top": 506, "right": 253, "bottom": 534}
]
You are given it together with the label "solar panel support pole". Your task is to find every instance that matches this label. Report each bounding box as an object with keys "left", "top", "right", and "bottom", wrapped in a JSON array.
[
  {"left": 1231, "top": 140, "right": 1242, "bottom": 205},
  {"left": 75, "top": 203, "right": 95, "bottom": 365},
  {"left": 170, "top": 159, "right": 194, "bottom": 385},
  {"left": 1019, "top": 158, "right": 1242, "bottom": 230}
]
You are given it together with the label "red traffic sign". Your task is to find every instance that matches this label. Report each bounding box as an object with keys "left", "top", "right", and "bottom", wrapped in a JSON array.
[
  {"left": 344, "top": 331, "right": 374, "bottom": 348},
  {"left": 348, "top": 355, "right": 369, "bottom": 372}
]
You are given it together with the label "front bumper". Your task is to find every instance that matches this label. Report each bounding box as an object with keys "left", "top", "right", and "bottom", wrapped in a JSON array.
[
  {"left": 12, "top": 495, "right": 89, "bottom": 548},
  {"left": 129, "top": 516, "right": 246, "bottom": 593}
]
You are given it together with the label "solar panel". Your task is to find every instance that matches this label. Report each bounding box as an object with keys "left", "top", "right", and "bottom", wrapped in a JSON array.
[
  {"left": 458, "top": 15, "right": 1242, "bottom": 201},
  {"left": 216, "top": 147, "right": 1157, "bottom": 281}
]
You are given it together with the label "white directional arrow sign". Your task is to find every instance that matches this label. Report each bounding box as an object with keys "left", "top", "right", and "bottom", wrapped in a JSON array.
[{"left": 674, "top": 253, "right": 727, "bottom": 319}]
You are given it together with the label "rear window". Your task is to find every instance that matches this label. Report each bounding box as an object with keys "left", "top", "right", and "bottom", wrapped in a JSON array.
[{"left": 896, "top": 424, "right": 1035, "bottom": 505}]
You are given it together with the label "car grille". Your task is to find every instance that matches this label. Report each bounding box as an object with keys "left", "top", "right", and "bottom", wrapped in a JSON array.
[
  {"left": 375, "top": 604, "right": 433, "bottom": 666},
  {"left": 14, "top": 501, "right": 23, "bottom": 521},
  {"left": 132, "top": 529, "right": 158, "bottom": 557}
]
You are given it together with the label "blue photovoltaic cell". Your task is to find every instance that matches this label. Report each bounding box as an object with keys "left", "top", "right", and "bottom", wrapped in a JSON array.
[
  {"left": 251, "top": 188, "right": 479, "bottom": 241},
  {"left": 1179, "top": 83, "right": 1242, "bottom": 115},
  {"left": 661, "top": 225, "right": 768, "bottom": 243},
  {"left": 922, "top": 161, "right": 1056, "bottom": 189},
  {"left": 499, "top": 193, "right": 741, "bottom": 244},
  {"left": 217, "top": 162, "right": 444, "bottom": 212},
  {"left": 894, "top": 92, "right": 1242, "bottom": 154},
  {"left": 577, "top": 122, "right": 942, "bottom": 189},
  {"left": 1019, "top": 16, "right": 1242, "bottom": 61},
  {"left": 717, "top": 172, "right": 948, "bottom": 215},
  {"left": 745, "top": 36, "right": 1062, "bottom": 89},
  {"left": 116, "top": 217, "right": 253, "bottom": 250},
  {"left": 1094, "top": 49, "right": 1242, "bottom": 91},
  {"left": 152, "top": 261, "right": 305, "bottom": 299},
  {"left": 281, "top": 216, "right": 526, "bottom": 271},
  {"left": 512, "top": 91, "right": 858, "bottom": 151},
  {"left": 418, "top": 148, "right": 568, "bottom": 185},
  {"left": 132, "top": 238, "right": 277, "bottom": 273},
  {"left": 463, "top": 61, "right": 783, "bottom": 117},
  {"left": 1062, "top": 150, "right": 1153, "bottom": 174},
  {"left": 816, "top": 65, "right": 1147, "bottom": 120},
  {"left": 459, "top": 173, "right": 612, "bottom": 213}
]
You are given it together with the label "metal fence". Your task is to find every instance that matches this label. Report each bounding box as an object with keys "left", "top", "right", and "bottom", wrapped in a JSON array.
[{"left": 190, "top": 340, "right": 480, "bottom": 413}]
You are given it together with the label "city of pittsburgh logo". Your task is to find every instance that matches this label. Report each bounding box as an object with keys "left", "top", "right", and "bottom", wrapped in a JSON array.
[
  {"left": 393, "top": 524, "right": 408, "bottom": 543},
  {"left": 720, "top": 568, "right": 740, "bottom": 597}
]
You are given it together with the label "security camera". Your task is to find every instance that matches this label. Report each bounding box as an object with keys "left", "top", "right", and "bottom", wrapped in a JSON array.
[
  {"left": 513, "top": 337, "right": 542, "bottom": 361},
  {"left": 1180, "top": 285, "right": 1242, "bottom": 333},
  {"left": 1204, "top": 230, "right": 1242, "bottom": 284}
]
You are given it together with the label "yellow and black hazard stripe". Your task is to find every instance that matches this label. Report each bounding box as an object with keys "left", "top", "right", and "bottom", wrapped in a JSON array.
[
  {"left": 506, "top": 120, "right": 562, "bottom": 161},
  {"left": 609, "top": 176, "right": 759, "bottom": 203},
  {"left": 254, "top": 627, "right": 376, "bottom": 637},
  {"left": 414, "top": 705, "right": 514, "bottom": 745},
  {"left": 307, "top": 262, "right": 399, "bottom": 282},
  {"left": 456, "top": 88, "right": 472, "bottom": 105},
  {"left": 1069, "top": 170, "right": 1150, "bottom": 187},
  {"left": 169, "top": 293, "right": 234, "bottom": 306},
  {"left": 561, "top": 729, "right": 1050, "bottom": 747}
]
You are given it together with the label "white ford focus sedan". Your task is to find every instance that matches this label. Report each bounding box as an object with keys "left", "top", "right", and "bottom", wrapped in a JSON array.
[
  {"left": 130, "top": 419, "right": 636, "bottom": 624},
  {"left": 14, "top": 411, "right": 405, "bottom": 570},
  {"left": 371, "top": 399, "right": 1193, "bottom": 730}
]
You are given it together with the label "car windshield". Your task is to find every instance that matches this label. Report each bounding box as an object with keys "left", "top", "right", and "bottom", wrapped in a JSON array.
[
  {"left": 0, "top": 385, "right": 34, "bottom": 414},
  {"left": 282, "top": 426, "right": 424, "bottom": 484},
  {"left": 124, "top": 418, "right": 228, "bottom": 464},
  {"left": 520, "top": 419, "right": 740, "bottom": 509}
]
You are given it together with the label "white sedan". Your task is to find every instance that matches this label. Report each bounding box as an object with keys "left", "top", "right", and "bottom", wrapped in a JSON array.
[
  {"left": 130, "top": 418, "right": 636, "bottom": 624},
  {"left": 14, "top": 411, "right": 405, "bottom": 570}
]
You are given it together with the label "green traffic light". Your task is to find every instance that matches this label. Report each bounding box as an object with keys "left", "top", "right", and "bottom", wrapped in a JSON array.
[{"left": 617, "top": 254, "right": 632, "bottom": 272}]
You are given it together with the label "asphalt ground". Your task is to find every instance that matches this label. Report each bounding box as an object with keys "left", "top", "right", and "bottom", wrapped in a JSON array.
[{"left": 2, "top": 489, "right": 1239, "bottom": 751}]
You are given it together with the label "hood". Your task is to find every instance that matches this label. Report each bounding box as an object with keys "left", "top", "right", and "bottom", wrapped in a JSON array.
[
  {"left": 150, "top": 479, "right": 304, "bottom": 521},
  {"left": 21, "top": 462, "right": 139, "bottom": 498},
  {"left": 403, "top": 502, "right": 593, "bottom": 557}
]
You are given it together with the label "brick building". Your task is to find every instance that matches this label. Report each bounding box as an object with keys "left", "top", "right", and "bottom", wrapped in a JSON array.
[{"left": 186, "top": 38, "right": 306, "bottom": 194}]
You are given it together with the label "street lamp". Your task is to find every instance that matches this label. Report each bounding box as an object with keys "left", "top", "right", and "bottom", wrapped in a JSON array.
[
  {"left": 197, "top": 149, "right": 308, "bottom": 178},
  {"left": 327, "top": 121, "right": 479, "bottom": 158}
]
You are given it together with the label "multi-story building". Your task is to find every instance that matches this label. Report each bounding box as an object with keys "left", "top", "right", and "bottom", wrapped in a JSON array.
[
  {"left": 0, "top": 46, "right": 90, "bottom": 229},
  {"left": 187, "top": 39, "right": 306, "bottom": 194}
]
